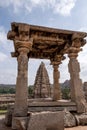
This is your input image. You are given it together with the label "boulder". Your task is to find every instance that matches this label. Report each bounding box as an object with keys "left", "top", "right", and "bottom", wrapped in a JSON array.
[
  {"left": 5, "top": 105, "right": 13, "bottom": 126},
  {"left": 28, "top": 111, "right": 64, "bottom": 130},
  {"left": 64, "top": 109, "right": 76, "bottom": 127},
  {"left": 75, "top": 113, "right": 87, "bottom": 125}
]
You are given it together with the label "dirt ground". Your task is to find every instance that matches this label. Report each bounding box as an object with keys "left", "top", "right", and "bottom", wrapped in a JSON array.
[
  {"left": 0, "top": 115, "right": 87, "bottom": 130},
  {"left": 0, "top": 115, "right": 12, "bottom": 130}
]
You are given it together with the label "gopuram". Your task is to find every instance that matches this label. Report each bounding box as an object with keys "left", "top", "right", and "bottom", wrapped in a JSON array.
[
  {"left": 34, "top": 62, "right": 51, "bottom": 98},
  {"left": 7, "top": 22, "right": 87, "bottom": 130}
]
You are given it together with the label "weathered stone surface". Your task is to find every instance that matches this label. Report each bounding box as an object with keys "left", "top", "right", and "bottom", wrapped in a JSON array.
[
  {"left": 8, "top": 22, "right": 87, "bottom": 59},
  {"left": 75, "top": 113, "right": 87, "bottom": 125},
  {"left": 64, "top": 109, "right": 76, "bottom": 127},
  {"left": 28, "top": 111, "right": 64, "bottom": 130},
  {"left": 5, "top": 105, "right": 13, "bottom": 126},
  {"left": 34, "top": 62, "right": 51, "bottom": 98},
  {"left": 83, "top": 82, "right": 87, "bottom": 102},
  {"left": 28, "top": 100, "right": 77, "bottom": 112},
  {"left": 52, "top": 62, "right": 61, "bottom": 100},
  {"left": 7, "top": 22, "right": 87, "bottom": 130},
  {"left": 13, "top": 47, "right": 30, "bottom": 117},
  {"left": 12, "top": 116, "right": 29, "bottom": 130},
  {"left": 68, "top": 51, "right": 87, "bottom": 113}
]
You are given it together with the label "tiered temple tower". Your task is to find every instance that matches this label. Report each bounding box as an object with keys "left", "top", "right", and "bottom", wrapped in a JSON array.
[{"left": 34, "top": 62, "right": 51, "bottom": 98}]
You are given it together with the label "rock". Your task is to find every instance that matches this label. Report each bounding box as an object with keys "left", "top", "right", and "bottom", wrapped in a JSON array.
[
  {"left": 28, "top": 111, "right": 64, "bottom": 130},
  {"left": 12, "top": 116, "right": 29, "bottom": 130},
  {"left": 75, "top": 113, "right": 87, "bottom": 125},
  {"left": 5, "top": 105, "right": 13, "bottom": 126},
  {"left": 83, "top": 82, "right": 87, "bottom": 102},
  {"left": 64, "top": 109, "right": 76, "bottom": 127}
]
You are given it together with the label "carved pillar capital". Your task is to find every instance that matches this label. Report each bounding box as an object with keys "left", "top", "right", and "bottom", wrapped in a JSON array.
[
  {"left": 68, "top": 37, "right": 85, "bottom": 59},
  {"left": 14, "top": 38, "right": 33, "bottom": 53},
  {"left": 51, "top": 55, "right": 65, "bottom": 66},
  {"left": 68, "top": 47, "right": 82, "bottom": 59}
]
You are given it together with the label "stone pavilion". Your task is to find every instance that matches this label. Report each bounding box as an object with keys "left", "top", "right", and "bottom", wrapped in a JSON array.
[{"left": 7, "top": 22, "right": 87, "bottom": 129}]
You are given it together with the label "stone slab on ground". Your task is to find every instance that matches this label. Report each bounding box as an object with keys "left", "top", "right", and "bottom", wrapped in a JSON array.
[{"left": 28, "top": 111, "right": 64, "bottom": 130}]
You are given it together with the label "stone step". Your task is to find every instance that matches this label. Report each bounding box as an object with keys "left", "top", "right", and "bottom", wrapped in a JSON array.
[{"left": 28, "top": 100, "right": 77, "bottom": 112}]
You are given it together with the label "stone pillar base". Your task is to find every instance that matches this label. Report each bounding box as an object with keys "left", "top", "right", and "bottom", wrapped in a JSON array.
[{"left": 12, "top": 116, "right": 29, "bottom": 130}]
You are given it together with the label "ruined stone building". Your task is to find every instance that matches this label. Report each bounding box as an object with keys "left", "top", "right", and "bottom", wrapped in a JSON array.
[
  {"left": 34, "top": 62, "right": 51, "bottom": 98},
  {"left": 7, "top": 22, "right": 87, "bottom": 130}
]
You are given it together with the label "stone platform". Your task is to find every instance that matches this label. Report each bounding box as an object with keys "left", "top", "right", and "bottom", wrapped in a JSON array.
[{"left": 28, "top": 99, "right": 77, "bottom": 112}]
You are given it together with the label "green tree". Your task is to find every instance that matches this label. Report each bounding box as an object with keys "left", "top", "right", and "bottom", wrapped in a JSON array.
[
  {"left": 28, "top": 85, "right": 34, "bottom": 98},
  {"left": 0, "top": 87, "right": 15, "bottom": 94},
  {"left": 61, "top": 87, "right": 70, "bottom": 99},
  {"left": 9, "top": 88, "right": 15, "bottom": 94}
]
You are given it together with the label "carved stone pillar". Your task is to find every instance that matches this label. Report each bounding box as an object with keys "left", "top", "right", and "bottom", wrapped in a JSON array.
[
  {"left": 14, "top": 40, "right": 32, "bottom": 117},
  {"left": 51, "top": 55, "right": 63, "bottom": 101},
  {"left": 68, "top": 45, "right": 87, "bottom": 113},
  {"left": 53, "top": 63, "right": 61, "bottom": 100}
]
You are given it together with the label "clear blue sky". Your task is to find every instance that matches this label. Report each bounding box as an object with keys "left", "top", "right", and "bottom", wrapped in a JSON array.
[{"left": 0, "top": 0, "right": 87, "bottom": 85}]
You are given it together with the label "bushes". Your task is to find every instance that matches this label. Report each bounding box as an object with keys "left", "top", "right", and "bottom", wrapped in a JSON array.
[
  {"left": 0, "top": 85, "right": 34, "bottom": 96},
  {"left": 28, "top": 85, "right": 34, "bottom": 98},
  {"left": 0, "top": 87, "right": 15, "bottom": 94},
  {"left": 61, "top": 87, "right": 70, "bottom": 99},
  {"left": 0, "top": 85, "right": 71, "bottom": 100}
]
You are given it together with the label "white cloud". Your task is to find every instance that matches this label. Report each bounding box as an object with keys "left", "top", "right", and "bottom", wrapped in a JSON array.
[
  {"left": 0, "top": 26, "right": 7, "bottom": 49},
  {"left": 0, "top": 52, "right": 8, "bottom": 62},
  {"left": 77, "top": 27, "right": 87, "bottom": 82},
  {"left": 0, "top": 26, "right": 9, "bottom": 61},
  {"left": 54, "top": 0, "right": 76, "bottom": 16},
  {"left": 0, "top": 0, "right": 77, "bottom": 16},
  {"left": 0, "top": 26, "right": 14, "bottom": 52},
  {"left": 0, "top": 70, "right": 17, "bottom": 84},
  {"left": 79, "top": 27, "right": 87, "bottom": 32}
]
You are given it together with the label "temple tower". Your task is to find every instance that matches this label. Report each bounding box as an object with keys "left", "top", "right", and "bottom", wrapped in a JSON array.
[{"left": 34, "top": 62, "right": 51, "bottom": 98}]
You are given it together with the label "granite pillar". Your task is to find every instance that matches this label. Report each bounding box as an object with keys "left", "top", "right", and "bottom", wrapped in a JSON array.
[
  {"left": 68, "top": 47, "right": 87, "bottom": 113},
  {"left": 14, "top": 47, "right": 29, "bottom": 117},
  {"left": 52, "top": 62, "right": 61, "bottom": 101}
]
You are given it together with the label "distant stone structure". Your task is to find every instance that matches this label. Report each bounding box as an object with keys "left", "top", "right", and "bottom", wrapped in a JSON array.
[{"left": 34, "top": 62, "right": 51, "bottom": 98}]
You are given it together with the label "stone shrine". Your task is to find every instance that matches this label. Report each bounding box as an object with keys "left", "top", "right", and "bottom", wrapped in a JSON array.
[
  {"left": 7, "top": 22, "right": 87, "bottom": 130},
  {"left": 34, "top": 62, "right": 51, "bottom": 98}
]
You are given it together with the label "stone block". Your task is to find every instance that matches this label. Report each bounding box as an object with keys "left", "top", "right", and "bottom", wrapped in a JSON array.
[
  {"left": 5, "top": 105, "right": 13, "bottom": 126},
  {"left": 64, "top": 109, "right": 76, "bottom": 127},
  {"left": 75, "top": 113, "right": 87, "bottom": 125},
  {"left": 28, "top": 111, "right": 64, "bottom": 130},
  {"left": 12, "top": 116, "right": 29, "bottom": 130}
]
